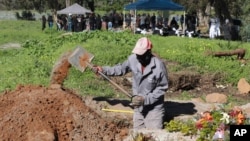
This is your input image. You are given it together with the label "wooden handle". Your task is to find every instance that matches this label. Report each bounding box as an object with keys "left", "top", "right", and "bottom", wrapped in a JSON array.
[{"left": 87, "top": 62, "right": 132, "bottom": 98}]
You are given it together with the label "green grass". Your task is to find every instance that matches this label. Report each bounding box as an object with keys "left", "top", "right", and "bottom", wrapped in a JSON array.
[
  {"left": 0, "top": 20, "right": 250, "bottom": 99},
  {"left": 0, "top": 20, "right": 51, "bottom": 44}
]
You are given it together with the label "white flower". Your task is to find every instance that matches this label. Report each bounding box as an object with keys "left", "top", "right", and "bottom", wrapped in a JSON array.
[
  {"left": 220, "top": 112, "right": 230, "bottom": 124},
  {"left": 213, "top": 130, "right": 225, "bottom": 140}
]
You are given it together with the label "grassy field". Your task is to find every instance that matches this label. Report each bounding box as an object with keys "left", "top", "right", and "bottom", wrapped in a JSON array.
[{"left": 0, "top": 20, "right": 250, "bottom": 97}]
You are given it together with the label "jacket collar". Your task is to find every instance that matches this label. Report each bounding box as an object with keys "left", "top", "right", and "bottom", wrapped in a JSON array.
[{"left": 136, "top": 57, "right": 156, "bottom": 75}]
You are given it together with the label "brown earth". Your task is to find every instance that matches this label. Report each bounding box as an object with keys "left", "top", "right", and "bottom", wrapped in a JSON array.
[
  {"left": 0, "top": 85, "right": 130, "bottom": 141},
  {"left": 0, "top": 52, "right": 130, "bottom": 141},
  {"left": 0, "top": 52, "right": 249, "bottom": 141}
]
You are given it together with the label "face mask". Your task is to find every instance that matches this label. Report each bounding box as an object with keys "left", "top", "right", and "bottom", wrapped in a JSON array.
[{"left": 136, "top": 50, "right": 152, "bottom": 66}]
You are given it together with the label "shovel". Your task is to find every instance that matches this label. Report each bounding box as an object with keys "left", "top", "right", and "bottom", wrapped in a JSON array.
[{"left": 68, "top": 46, "right": 133, "bottom": 98}]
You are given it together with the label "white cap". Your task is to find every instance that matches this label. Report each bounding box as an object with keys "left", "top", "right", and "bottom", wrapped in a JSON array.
[{"left": 132, "top": 37, "right": 152, "bottom": 55}]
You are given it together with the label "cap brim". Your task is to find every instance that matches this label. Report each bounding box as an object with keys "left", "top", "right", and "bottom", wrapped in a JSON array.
[{"left": 132, "top": 48, "right": 147, "bottom": 55}]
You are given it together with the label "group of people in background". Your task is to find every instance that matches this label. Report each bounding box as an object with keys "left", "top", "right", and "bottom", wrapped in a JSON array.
[
  {"left": 42, "top": 15, "right": 53, "bottom": 31},
  {"left": 41, "top": 12, "right": 124, "bottom": 32},
  {"left": 41, "top": 11, "right": 198, "bottom": 33},
  {"left": 125, "top": 12, "right": 199, "bottom": 37},
  {"left": 41, "top": 11, "right": 240, "bottom": 41},
  {"left": 208, "top": 17, "right": 241, "bottom": 41}
]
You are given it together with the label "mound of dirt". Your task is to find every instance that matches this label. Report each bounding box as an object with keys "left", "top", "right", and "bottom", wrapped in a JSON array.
[{"left": 0, "top": 85, "right": 129, "bottom": 141}]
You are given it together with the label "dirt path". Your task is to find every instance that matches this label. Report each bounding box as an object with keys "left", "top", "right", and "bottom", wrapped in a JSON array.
[{"left": 0, "top": 43, "right": 21, "bottom": 49}]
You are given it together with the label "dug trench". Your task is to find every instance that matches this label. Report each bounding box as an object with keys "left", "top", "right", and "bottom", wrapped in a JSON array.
[{"left": 0, "top": 51, "right": 249, "bottom": 141}]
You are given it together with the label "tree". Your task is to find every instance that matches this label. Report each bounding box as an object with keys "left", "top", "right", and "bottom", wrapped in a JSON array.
[
  {"left": 65, "top": 0, "right": 71, "bottom": 7},
  {"left": 87, "top": 0, "right": 94, "bottom": 12},
  {"left": 0, "top": 0, "right": 15, "bottom": 10},
  {"left": 239, "top": 0, "right": 250, "bottom": 41}
]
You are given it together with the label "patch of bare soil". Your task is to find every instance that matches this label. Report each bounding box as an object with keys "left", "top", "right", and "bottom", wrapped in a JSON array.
[
  {"left": 0, "top": 51, "right": 131, "bottom": 141},
  {"left": 0, "top": 85, "right": 129, "bottom": 141},
  {"left": 0, "top": 43, "right": 21, "bottom": 49},
  {"left": 112, "top": 60, "right": 248, "bottom": 104}
]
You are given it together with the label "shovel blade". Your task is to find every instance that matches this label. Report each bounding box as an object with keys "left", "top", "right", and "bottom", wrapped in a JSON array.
[{"left": 68, "top": 46, "right": 94, "bottom": 72}]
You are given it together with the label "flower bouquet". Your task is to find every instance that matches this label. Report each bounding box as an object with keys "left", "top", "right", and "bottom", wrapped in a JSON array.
[{"left": 195, "top": 107, "right": 249, "bottom": 141}]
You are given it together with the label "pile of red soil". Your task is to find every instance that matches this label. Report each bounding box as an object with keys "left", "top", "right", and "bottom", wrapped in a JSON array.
[{"left": 0, "top": 84, "right": 128, "bottom": 141}]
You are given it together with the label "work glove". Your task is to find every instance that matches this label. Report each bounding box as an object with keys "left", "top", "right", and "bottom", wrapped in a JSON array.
[
  {"left": 92, "top": 66, "right": 103, "bottom": 74},
  {"left": 131, "top": 95, "right": 144, "bottom": 107}
]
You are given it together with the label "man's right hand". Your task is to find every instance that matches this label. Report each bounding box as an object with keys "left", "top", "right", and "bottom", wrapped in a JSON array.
[{"left": 92, "top": 66, "right": 103, "bottom": 74}]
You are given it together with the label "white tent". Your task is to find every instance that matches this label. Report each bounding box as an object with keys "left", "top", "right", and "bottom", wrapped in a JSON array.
[{"left": 57, "top": 3, "right": 92, "bottom": 15}]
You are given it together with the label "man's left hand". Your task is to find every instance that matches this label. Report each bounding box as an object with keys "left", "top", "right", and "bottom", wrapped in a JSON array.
[{"left": 131, "top": 95, "right": 144, "bottom": 107}]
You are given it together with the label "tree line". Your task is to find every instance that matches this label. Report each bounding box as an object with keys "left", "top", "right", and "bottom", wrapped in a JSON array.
[
  {"left": 0, "top": 0, "right": 131, "bottom": 13},
  {"left": 0, "top": 0, "right": 247, "bottom": 21},
  {"left": 1, "top": 0, "right": 249, "bottom": 41}
]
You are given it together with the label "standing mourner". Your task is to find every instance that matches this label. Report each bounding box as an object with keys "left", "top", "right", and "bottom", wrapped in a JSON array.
[
  {"left": 72, "top": 15, "right": 77, "bottom": 32},
  {"left": 214, "top": 17, "right": 221, "bottom": 37},
  {"left": 89, "top": 13, "right": 95, "bottom": 30},
  {"left": 140, "top": 13, "right": 146, "bottom": 30},
  {"left": 222, "top": 19, "right": 232, "bottom": 40},
  {"left": 67, "top": 13, "right": 72, "bottom": 31},
  {"left": 95, "top": 14, "right": 102, "bottom": 30},
  {"left": 42, "top": 15, "right": 46, "bottom": 31},
  {"left": 93, "top": 37, "right": 169, "bottom": 129},
  {"left": 150, "top": 13, "right": 156, "bottom": 31},
  {"left": 145, "top": 14, "right": 151, "bottom": 30},
  {"left": 180, "top": 15, "right": 184, "bottom": 30},
  {"left": 209, "top": 17, "right": 216, "bottom": 39},
  {"left": 47, "top": 15, "right": 53, "bottom": 28}
]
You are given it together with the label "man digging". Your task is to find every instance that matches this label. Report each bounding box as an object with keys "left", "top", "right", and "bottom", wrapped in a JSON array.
[{"left": 93, "top": 37, "right": 169, "bottom": 129}]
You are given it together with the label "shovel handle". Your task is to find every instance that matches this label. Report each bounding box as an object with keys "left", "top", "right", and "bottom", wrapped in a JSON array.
[
  {"left": 87, "top": 62, "right": 133, "bottom": 98},
  {"left": 98, "top": 71, "right": 133, "bottom": 98}
]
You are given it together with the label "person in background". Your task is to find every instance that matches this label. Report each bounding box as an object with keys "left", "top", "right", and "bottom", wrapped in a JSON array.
[
  {"left": 150, "top": 13, "right": 156, "bottom": 31},
  {"left": 170, "top": 17, "right": 179, "bottom": 30},
  {"left": 67, "top": 13, "right": 72, "bottom": 31},
  {"left": 215, "top": 17, "right": 221, "bottom": 37},
  {"left": 140, "top": 13, "right": 146, "bottom": 30},
  {"left": 209, "top": 17, "right": 216, "bottom": 39},
  {"left": 42, "top": 15, "right": 46, "bottom": 31},
  {"left": 180, "top": 15, "right": 184, "bottom": 30},
  {"left": 47, "top": 15, "right": 53, "bottom": 28},
  {"left": 145, "top": 14, "right": 150, "bottom": 31},
  {"left": 95, "top": 14, "right": 102, "bottom": 30},
  {"left": 93, "top": 37, "right": 168, "bottom": 129},
  {"left": 222, "top": 19, "right": 232, "bottom": 41},
  {"left": 89, "top": 13, "right": 95, "bottom": 30}
]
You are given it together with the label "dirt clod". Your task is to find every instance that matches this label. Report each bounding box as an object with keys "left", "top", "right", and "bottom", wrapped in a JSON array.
[{"left": 50, "top": 51, "right": 72, "bottom": 85}]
